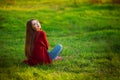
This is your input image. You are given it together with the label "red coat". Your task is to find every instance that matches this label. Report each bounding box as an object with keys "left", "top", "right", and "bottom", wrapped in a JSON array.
[{"left": 24, "top": 30, "right": 52, "bottom": 66}]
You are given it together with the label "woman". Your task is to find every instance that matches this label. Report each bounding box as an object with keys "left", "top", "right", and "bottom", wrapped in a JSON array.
[{"left": 24, "top": 19, "right": 62, "bottom": 66}]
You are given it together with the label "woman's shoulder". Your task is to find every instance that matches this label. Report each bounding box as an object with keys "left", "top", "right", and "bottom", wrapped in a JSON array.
[
  {"left": 40, "top": 30, "right": 46, "bottom": 34},
  {"left": 36, "top": 30, "right": 46, "bottom": 35},
  {"left": 36, "top": 30, "right": 44, "bottom": 33}
]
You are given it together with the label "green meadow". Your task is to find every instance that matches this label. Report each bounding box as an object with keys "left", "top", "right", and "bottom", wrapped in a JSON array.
[{"left": 0, "top": 0, "right": 120, "bottom": 80}]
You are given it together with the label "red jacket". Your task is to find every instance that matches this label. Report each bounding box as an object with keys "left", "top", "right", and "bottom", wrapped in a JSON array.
[{"left": 24, "top": 30, "right": 52, "bottom": 66}]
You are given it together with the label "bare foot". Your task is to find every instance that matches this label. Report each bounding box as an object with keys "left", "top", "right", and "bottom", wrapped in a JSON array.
[{"left": 55, "top": 56, "right": 62, "bottom": 61}]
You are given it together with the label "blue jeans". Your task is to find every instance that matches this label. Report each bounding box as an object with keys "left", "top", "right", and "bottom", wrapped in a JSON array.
[{"left": 48, "top": 44, "right": 62, "bottom": 60}]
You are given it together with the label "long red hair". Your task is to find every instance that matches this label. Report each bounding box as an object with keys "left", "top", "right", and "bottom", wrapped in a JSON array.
[{"left": 25, "top": 19, "right": 36, "bottom": 59}]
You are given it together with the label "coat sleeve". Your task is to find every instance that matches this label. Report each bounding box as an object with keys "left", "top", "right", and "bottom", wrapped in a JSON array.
[{"left": 41, "top": 31, "right": 49, "bottom": 50}]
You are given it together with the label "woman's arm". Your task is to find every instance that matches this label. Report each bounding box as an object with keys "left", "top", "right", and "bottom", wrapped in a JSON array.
[{"left": 41, "top": 31, "right": 49, "bottom": 49}]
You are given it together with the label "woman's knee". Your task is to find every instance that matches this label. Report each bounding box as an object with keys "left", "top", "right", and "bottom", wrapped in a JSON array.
[{"left": 57, "top": 44, "right": 63, "bottom": 49}]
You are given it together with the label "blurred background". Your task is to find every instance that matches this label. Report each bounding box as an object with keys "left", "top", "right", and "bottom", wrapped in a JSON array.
[{"left": 0, "top": 0, "right": 120, "bottom": 80}]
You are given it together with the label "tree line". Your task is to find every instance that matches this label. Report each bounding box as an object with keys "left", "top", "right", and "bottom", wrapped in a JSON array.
[
  {"left": 1, "top": 0, "right": 120, "bottom": 6},
  {"left": 89, "top": 0, "right": 120, "bottom": 4}
]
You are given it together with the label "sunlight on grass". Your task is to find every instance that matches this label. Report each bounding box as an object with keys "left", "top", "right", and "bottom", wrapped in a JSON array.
[{"left": 0, "top": 0, "right": 120, "bottom": 80}]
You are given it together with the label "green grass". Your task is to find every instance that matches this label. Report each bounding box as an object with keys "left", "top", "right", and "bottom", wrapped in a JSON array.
[{"left": 0, "top": 0, "right": 120, "bottom": 80}]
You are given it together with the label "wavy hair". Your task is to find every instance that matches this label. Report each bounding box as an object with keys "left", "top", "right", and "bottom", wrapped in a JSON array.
[{"left": 25, "top": 19, "right": 36, "bottom": 59}]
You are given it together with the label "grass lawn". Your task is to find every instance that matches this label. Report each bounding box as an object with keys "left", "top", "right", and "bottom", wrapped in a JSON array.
[{"left": 0, "top": 0, "right": 120, "bottom": 80}]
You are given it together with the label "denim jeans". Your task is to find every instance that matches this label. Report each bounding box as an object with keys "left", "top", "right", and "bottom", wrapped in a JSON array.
[{"left": 48, "top": 44, "right": 62, "bottom": 60}]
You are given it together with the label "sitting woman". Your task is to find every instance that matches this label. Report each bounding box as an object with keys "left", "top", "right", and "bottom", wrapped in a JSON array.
[{"left": 24, "top": 19, "right": 62, "bottom": 66}]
